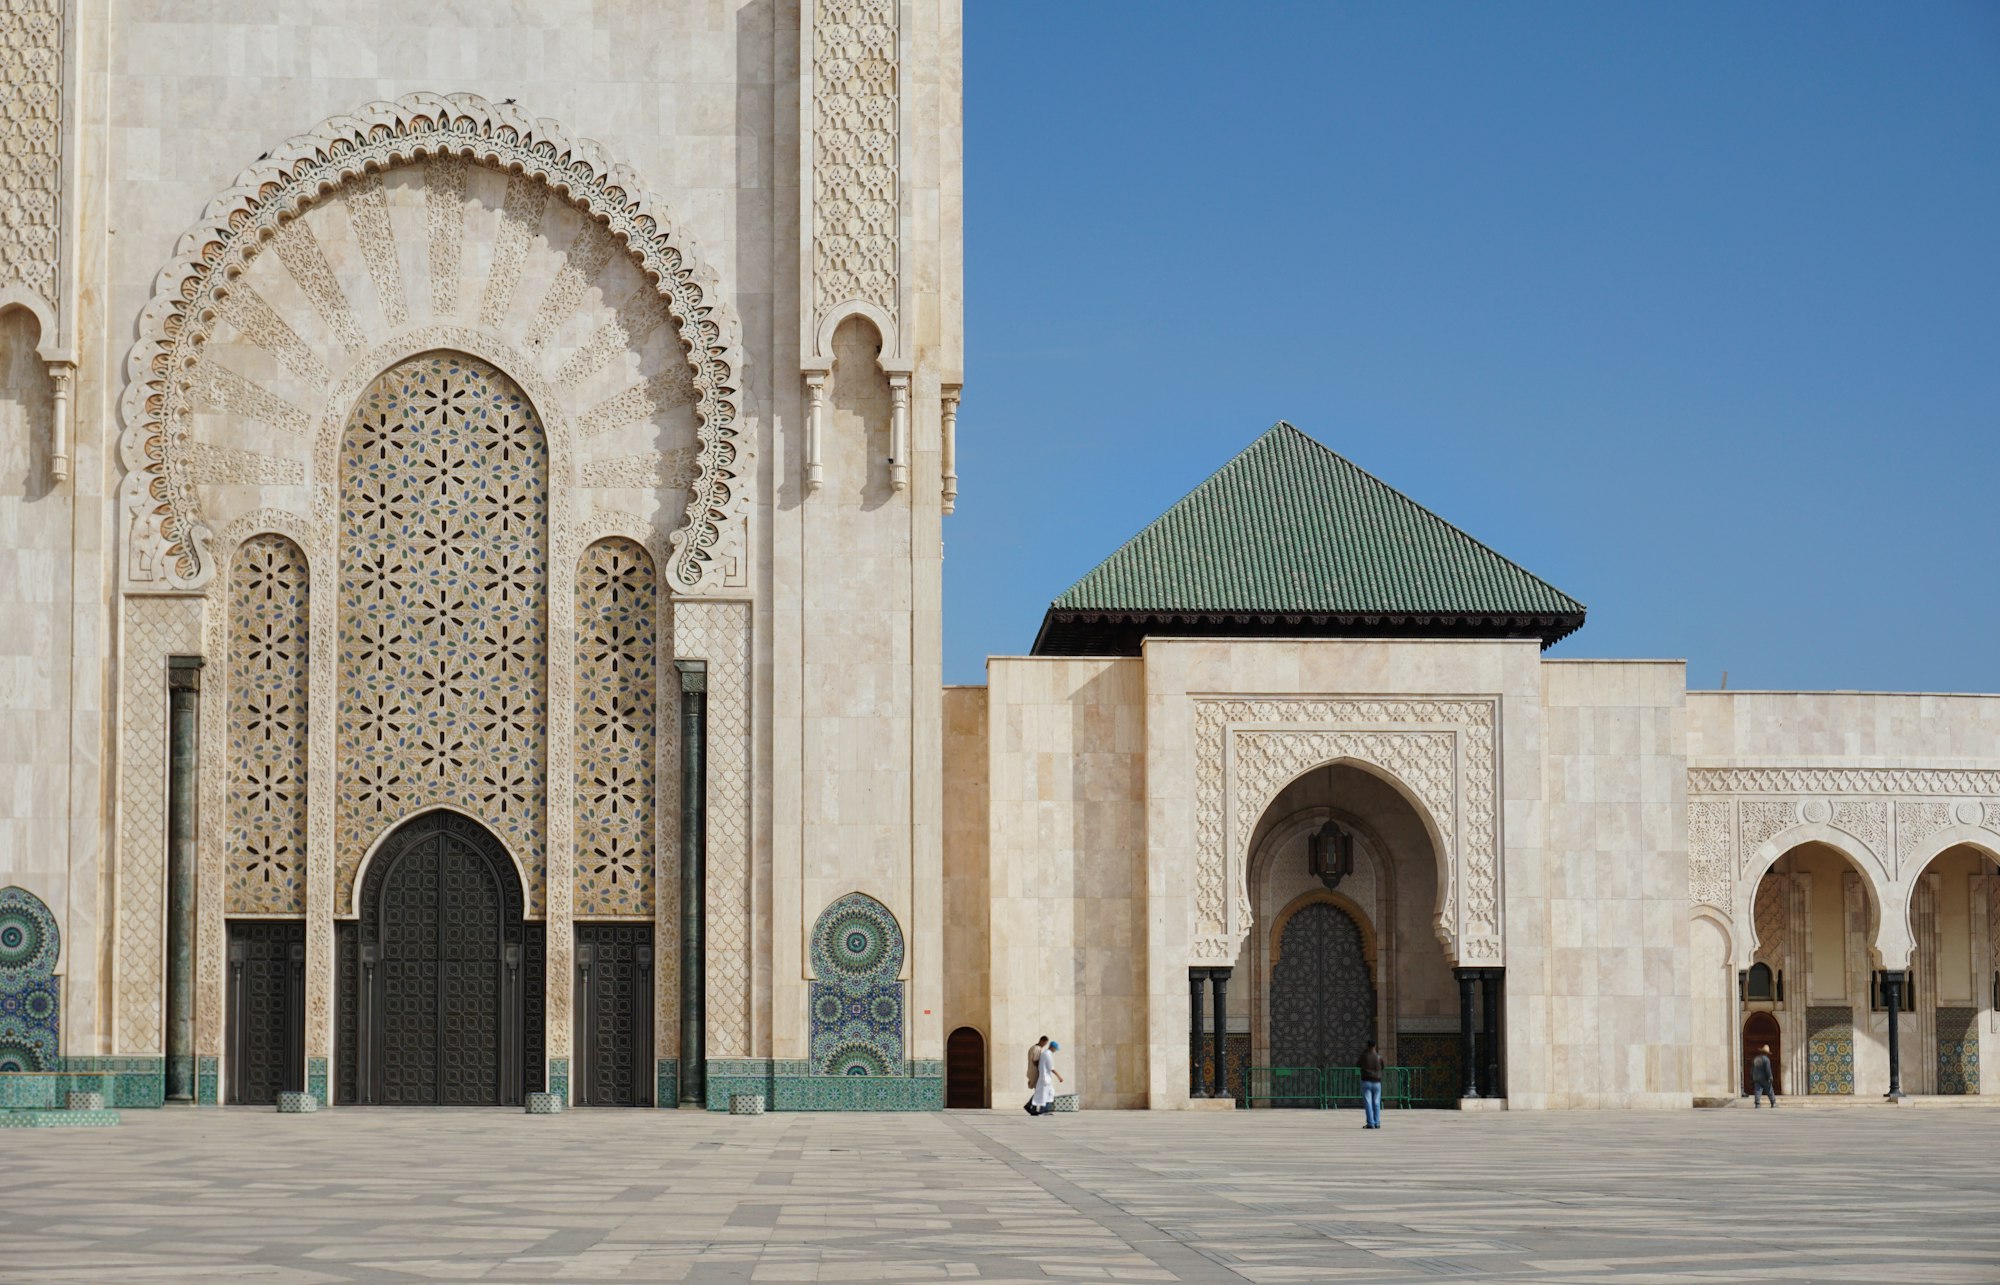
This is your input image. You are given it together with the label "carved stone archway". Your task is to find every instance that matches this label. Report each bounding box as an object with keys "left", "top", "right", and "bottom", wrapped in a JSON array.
[
  {"left": 116, "top": 91, "right": 747, "bottom": 596},
  {"left": 1194, "top": 697, "right": 1500, "bottom": 969}
]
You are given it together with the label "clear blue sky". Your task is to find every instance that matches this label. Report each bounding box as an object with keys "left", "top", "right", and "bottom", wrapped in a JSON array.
[{"left": 948, "top": 2, "right": 2000, "bottom": 690}]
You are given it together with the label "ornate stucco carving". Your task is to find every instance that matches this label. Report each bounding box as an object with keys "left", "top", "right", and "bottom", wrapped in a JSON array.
[
  {"left": 808, "top": 0, "right": 900, "bottom": 353},
  {"left": 581, "top": 448, "right": 700, "bottom": 490},
  {"left": 1687, "top": 800, "right": 1732, "bottom": 909},
  {"left": 573, "top": 539, "right": 659, "bottom": 917},
  {"left": 0, "top": 0, "right": 63, "bottom": 309},
  {"left": 118, "top": 92, "right": 746, "bottom": 595},
  {"left": 1688, "top": 766, "right": 2000, "bottom": 971},
  {"left": 1194, "top": 698, "right": 1499, "bottom": 967}
]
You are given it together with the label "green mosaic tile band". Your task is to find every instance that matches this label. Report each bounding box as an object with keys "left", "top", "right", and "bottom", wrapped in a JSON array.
[
  {"left": 307, "top": 1057, "right": 329, "bottom": 1106},
  {"left": 654, "top": 1058, "right": 678, "bottom": 1108},
  {"left": 547, "top": 1056, "right": 570, "bottom": 1104},
  {"left": 196, "top": 1054, "right": 220, "bottom": 1105},
  {"left": 0, "top": 1108, "right": 121, "bottom": 1128},
  {"left": 3, "top": 1060, "right": 165, "bottom": 1109},
  {"left": 702, "top": 1059, "right": 943, "bottom": 1112}
]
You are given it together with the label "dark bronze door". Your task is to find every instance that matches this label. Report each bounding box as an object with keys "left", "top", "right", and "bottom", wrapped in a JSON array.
[
  {"left": 356, "top": 812, "right": 525, "bottom": 1105},
  {"left": 574, "top": 923, "right": 653, "bottom": 1106},
  {"left": 227, "top": 919, "right": 304, "bottom": 1104},
  {"left": 1269, "top": 901, "right": 1376, "bottom": 1090},
  {"left": 945, "top": 1026, "right": 987, "bottom": 1108}
]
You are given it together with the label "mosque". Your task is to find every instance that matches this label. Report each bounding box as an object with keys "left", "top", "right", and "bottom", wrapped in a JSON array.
[{"left": 1, "top": 2, "right": 1995, "bottom": 1115}]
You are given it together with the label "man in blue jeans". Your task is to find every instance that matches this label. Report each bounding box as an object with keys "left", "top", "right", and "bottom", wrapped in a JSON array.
[{"left": 1359, "top": 1040, "right": 1384, "bottom": 1128}]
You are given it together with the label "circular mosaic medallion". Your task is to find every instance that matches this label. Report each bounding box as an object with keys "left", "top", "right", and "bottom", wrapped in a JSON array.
[
  {"left": 0, "top": 890, "right": 56, "bottom": 974},
  {"left": 810, "top": 894, "right": 904, "bottom": 979}
]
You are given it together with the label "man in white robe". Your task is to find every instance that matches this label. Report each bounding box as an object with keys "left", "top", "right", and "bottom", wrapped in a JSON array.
[{"left": 1026, "top": 1035, "right": 1064, "bottom": 1115}]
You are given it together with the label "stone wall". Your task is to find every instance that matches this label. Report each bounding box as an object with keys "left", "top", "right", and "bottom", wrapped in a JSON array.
[
  {"left": 1537, "top": 660, "right": 1691, "bottom": 1108},
  {"left": 985, "top": 657, "right": 1148, "bottom": 1108}
]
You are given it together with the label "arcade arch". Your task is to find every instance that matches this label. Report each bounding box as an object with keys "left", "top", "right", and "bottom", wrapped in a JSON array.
[
  {"left": 1742, "top": 841, "right": 1888, "bottom": 1096},
  {"left": 1898, "top": 841, "right": 2000, "bottom": 1095}
]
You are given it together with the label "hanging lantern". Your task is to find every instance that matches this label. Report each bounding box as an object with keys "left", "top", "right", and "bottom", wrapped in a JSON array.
[{"left": 1308, "top": 816, "right": 1355, "bottom": 891}]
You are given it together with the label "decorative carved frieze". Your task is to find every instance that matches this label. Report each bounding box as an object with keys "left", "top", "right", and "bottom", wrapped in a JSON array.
[
  {"left": 1194, "top": 698, "right": 1498, "bottom": 966},
  {"left": 1691, "top": 767, "right": 2000, "bottom": 796}
]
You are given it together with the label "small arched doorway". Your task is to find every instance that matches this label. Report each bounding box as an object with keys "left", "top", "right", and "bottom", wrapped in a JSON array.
[
  {"left": 1742, "top": 1011, "right": 1781, "bottom": 1096},
  {"left": 354, "top": 811, "right": 527, "bottom": 1105},
  {"left": 1269, "top": 899, "right": 1377, "bottom": 1080},
  {"left": 945, "top": 1026, "right": 987, "bottom": 1108}
]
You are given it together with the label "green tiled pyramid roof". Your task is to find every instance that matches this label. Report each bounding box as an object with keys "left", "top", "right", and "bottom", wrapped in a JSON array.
[{"left": 1033, "top": 422, "right": 1585, "bottom": 655}]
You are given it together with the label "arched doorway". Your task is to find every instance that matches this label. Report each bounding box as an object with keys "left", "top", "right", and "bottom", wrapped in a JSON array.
[
  {"left": 354, "top": 812, "right": 527, "bottom": 1105},
  {"left": 1742, "top": 1011, "right": 1781, "bottom": 1096},
  {"left": 945, "top": 1026, "right": 987, "bottom": 1108},
  {"left": 1269, "top": 900, "right": 1377, "bottom": 1076}
]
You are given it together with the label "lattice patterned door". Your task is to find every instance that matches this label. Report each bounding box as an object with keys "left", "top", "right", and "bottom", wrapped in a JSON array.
[
  {"left": 226, "top": 919, "right": 304, "bottom": 1104},
  {"left": 360, "top": 814, "right": 523, "bottom": 1105},
  {"left": 1269, "top": 901, "right": 1377, "bottom": 1096},
  {"left": 574, "top": 923, "right": 653, "bottom": 1106}
]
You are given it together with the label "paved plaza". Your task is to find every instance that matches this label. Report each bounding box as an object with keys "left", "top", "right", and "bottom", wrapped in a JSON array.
[{"left": 1, "top": 1106, "right": 1996, "bottom": 1282}]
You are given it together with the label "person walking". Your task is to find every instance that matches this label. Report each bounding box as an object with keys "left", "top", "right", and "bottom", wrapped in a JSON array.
[
  {"left": 1025, "top": 1035, "right": 1064, "bottom": 1116},
  {"left": 1359, "top": 1040, "right": 1384, "bottom": 1128},
  {"left": 1751, "top": 1044, "right": 1778, "bottom": 1108}
]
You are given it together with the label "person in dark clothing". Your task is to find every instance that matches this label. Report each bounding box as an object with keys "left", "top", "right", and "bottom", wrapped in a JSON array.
[
  {"left": 1751, "top": 1043, "right": 1777, "bottom": 1108},
  {"left": 1359, "top": 1040, "right": 1384, "bottom": 1128}
]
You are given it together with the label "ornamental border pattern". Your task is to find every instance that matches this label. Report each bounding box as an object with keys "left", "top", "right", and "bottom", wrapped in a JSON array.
[
  {"left": 809, "top": 0, "right": 901, "bottom": 343},
  {"left": 117, "top": 91, "right": 746, "bottom": 595},
  {"left": 1194, "top": 698, "right": 1499, "bottom": 966},
  {"left": 675, "top": 599, "right": 751, "bottom": 1057},
  {"left": 114, "top": 596, "right": 203, "bottom": 1054}
]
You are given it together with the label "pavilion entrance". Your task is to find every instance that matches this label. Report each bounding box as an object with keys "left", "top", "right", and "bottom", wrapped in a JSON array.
[{"left": 345, "top": 812, "right": 530, "bottom": 1105}]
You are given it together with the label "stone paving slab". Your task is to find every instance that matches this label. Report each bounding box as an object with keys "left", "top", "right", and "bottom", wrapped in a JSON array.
[{"left": 0, "top": 1106, "right": 1994, "bottom": 1281}]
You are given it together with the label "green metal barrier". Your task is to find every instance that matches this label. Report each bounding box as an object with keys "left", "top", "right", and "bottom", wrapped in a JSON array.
[
  {"left": 1244, "top": 1065, "right": 1322, "bottom": 1108},
  {"left": 1243, "top": 1065, "right": 1430, "bottom": 1109}
]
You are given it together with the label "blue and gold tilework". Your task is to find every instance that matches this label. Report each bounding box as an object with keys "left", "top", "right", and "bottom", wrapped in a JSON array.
[
  {"left": 574, "top": 539, "right": 657, "bottom": 917},
  {"left": 1806, "top": 1005, "right": 1855, "bottom": 1094},
  {"left": 226, "top": 535, "right": 311, "bottom": 914},
  {"left": 336, "top": 354, "right": 550, "bottom": 913},
  {"left": 0, "top": 887, "right": 59, "bottom": 1073},
  {"left": 809, "top": 893, "right": 906, "bottom": 1076},
  {"left": 1936, "top": 1007, "right": 1978, "bottom": 1095}
]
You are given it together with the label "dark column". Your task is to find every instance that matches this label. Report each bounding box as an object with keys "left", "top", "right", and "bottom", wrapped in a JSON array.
[
  {"left": 676, "top": 661, "right": 708, "bottom": 1107},
  {"left": 1480, "top": 969, "right": 1504, "bottom": 1099},
  {"left": 1210, "top": 968, "right": 1233, "bottom": 1101},
  {"left": 165, "top": 656, "right": 203, "bottom": 1101},
  {"left": 1882, "top": 969, "right": 1905, "bottom": 1100},
  {"left": 1187, "top": 968, "right": 1209, "bottom": 1097},
  {"left": 1455, "top": 967, "right": 1479, "bottom": 1099}
]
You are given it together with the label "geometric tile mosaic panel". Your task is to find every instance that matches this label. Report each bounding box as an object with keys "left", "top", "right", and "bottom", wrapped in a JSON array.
[
  {"left": 0, "top": 886, "right": 60, "bottom": 1072},
  {"left": 573, "top": 539, "right": 656, "bottom": 917},
  {"left": 808, "top": 893, "right": 906, "bottom": 1076},
  {"left": 226, "top": 535, "right": 310, "bottom": 914},
  {"left": 1806, "top": 1005, "right": 1855, "bottom": 1095},
  {"left": 1935, "top": 1006, "right": 1978, "bottom": 1096},
  {"left": 336, "top": 353, "right": 549, "bottom": 913}
]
